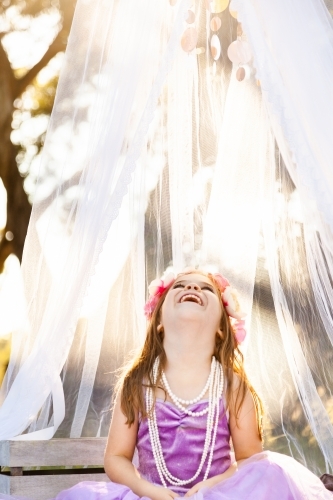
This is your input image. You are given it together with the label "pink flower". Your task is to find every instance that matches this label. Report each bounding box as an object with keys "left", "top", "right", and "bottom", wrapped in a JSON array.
[
  {"left": 233, "top": 319, "right": 247, "bottom": 343},
  {"left": 213, "top": 273, "right": 230, "bottom": 292},
  {"left": 162, "top": 273, "right": 176, "bottom": 289},
  {"left": 148, "top": 279, "right": 164, "bottom": 297},
  {"left": 222, "top": 286, "right": 246, "bottom": 320},
  {"left": 144, "top": 273, "right": 176, "bottom": 319},
  {"left": 144, "top": 295, "right": 160, "bottom": 318}
]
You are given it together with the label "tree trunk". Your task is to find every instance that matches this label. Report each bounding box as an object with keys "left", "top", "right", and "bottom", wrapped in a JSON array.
[
  {"left": 0, "top": 3, "right": 76, "bottom": 272},
  {"left": 0, "top": 43, "right": 31, "bottom": 272}
]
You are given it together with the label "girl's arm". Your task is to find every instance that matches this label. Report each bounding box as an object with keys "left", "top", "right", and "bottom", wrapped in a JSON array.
[
  {"left": 104, "top": 392, "right": 178, "bottom": 500},
  {"left": 185, "top": 375, "right": 263, "bottom": 497},
  {"left": 228, "top": 374, "right": 263, "bottom": 461}
]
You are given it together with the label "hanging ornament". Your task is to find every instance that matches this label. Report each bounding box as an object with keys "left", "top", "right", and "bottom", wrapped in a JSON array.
[
  {"left": 210, "top": 16, "right": 221, "bottom": 32},
  {"left": 196, "top": 47, "right": 206, "bottom": 55},
  {"left": 236, "top": 65, "right": 251, "bottom": 81},
  {"left": 206, "top": 0, "right": 229, "bottom": 14},
  {"left": 227, "top": 40, "right": 252, "bottom": 64},
  {"left": 229, "top": 0, "right": 237, "bottom": 18},
  {"left": 236, "top": 66, "right": 245, "bottom": 81},
  {"left": 186, "top": 10, "right": 195, "bottom": 24},
  {"left": 181, "top": 27, "right": 198, "bottom": 52},
  {"left": 210, "top": 34, "right": 221, "bottom": 60}
]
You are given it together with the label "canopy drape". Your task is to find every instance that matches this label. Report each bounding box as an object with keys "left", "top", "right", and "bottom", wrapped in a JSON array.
[{"left": 1, "top": 0, "right": 333, "bottom": 475}]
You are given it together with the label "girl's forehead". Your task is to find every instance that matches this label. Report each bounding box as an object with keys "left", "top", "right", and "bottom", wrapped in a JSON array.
[{"left": 174, "top": 273, "right": 214, "bottom": 285}]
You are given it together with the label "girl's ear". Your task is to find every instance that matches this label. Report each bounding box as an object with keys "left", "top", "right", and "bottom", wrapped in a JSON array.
[{"left": 157, "top": 324, "right": 164, "bottom": 333}]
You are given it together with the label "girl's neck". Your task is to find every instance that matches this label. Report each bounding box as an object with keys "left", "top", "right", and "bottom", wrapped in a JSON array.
[
  {"left": 157, "top": 347, "right": 215, "bottom": 404},
  {"left": 162, "top": 327, "right": 215, "bottom": 371},
  {"left": 164, "top": 347, "right": 212, "bottom": 372}
]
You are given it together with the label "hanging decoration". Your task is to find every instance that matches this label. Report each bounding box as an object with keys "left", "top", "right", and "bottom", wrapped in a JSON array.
[
  {"left": 181, "top": 27, "right": 198, "bottom": 52},
  {"left": 186, "top": 9, "right": 196, "bottom": 24},
  {"left": 205, "top": 0, "right": 226, "bottom": 74},
  {"left": 206, "top": 0, "right": 229, "bottom": 14},
  {"left": 227, "top": 38, "right": 252, "bottom": 65},
  {"left": 210, "top": 16, "right": 222, "bottom": 32},
  {"left": 210, "top": 34, "right": 221, "bottom": 60},
  {"left": 181, "top": 3, "right": 197, "bottom": 53},
  {"left": 227, "top": 23, "right": 253, "bottom": 81}
]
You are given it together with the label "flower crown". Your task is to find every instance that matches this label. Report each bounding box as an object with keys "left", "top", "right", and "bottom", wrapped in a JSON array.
[{"left": 144, "top": 270, "right": 247, "bottom": 344}]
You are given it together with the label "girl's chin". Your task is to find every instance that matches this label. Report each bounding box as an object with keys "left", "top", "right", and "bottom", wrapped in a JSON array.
[
  {"left": 173, "top": 305, "right": 206, "bottom": 319},
  {"left": 173, "top": 303, "right": 219, "bottom": 320},
  {"left": 164, "top": 310, "right": 215, "bottom": 329}
]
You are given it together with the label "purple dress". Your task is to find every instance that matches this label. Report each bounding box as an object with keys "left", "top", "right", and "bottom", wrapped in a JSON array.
[{"left": 55, "top": 399, "right": 332, "bottom": 499}]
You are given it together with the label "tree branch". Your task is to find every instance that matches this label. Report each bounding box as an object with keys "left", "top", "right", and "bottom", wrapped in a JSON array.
[
  {"left": 0, "top": 41, "right": 17, "bottom": 93},
  {"left": 14, "top": 28, "right": 67, "bottom": 98}
]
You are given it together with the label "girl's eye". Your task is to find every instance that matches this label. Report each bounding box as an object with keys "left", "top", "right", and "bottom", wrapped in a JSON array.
[
  {"left": 173, "top": 283, "right": 184, "bottom": 289},
  {"left": 202, "top": 286, "right": 214, "bottom": 292}
]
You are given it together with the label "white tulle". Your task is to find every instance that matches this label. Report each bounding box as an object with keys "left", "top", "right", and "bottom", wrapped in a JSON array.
[
  {"left": 0, "top": 0, "right": 333, "bottom": 480},
  {"left": 234, "top": 0, "right": 333, "bottom": 229}
]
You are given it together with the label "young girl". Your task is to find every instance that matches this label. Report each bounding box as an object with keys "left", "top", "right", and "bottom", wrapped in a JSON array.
[{"left": 56, "top": 269, "right": 332, "bottom": 500}]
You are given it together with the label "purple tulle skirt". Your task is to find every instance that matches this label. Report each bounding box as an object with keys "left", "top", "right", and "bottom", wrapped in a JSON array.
[{"left": 53, "top": 452, "right": 333, "bottom": 500}]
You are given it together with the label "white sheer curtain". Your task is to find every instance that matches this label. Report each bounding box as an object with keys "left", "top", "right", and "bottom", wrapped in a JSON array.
[
  {"left": 0, "top": 0, "right": 190, "bottom": 439},
  {"left": 0, "top": 0, "right": 333, "bottom": 477},
  {"left": 234, "top": 0, "right": 333, "bottom": 231},
  {"left": 233, "top": 0, "right": 333, "bottom": 471}
]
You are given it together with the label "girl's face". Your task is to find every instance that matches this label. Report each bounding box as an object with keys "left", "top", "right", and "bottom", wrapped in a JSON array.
[{"left": 160, "top": 273, "right": 222, "bottom": 334}]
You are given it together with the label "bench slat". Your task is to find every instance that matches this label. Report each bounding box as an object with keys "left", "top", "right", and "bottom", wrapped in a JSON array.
[
  {"left": 0, "top": 473, "right": 110, "bottom": 500},
  {"left": 0, "top": 438, "right": 107, "bottom": 467}
]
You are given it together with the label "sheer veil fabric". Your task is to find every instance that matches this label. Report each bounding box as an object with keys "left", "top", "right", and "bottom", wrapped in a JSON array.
[{"left": 0, "top": 0, "right": 333, "bottom": 477}]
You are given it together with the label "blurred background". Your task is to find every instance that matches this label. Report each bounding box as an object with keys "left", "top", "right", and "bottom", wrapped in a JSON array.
[{"left": 0, "top": 0, "right": 76, "bottom": 384}]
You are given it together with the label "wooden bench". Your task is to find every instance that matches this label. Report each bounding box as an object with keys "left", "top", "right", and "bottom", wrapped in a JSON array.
[{"left": 0, "top": 438, "right": 109, "bottom": 499}]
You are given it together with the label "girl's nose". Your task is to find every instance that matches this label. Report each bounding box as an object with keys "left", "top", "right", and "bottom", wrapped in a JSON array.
[{"left": 184, "top": 282, "right": 201, "bottom": 291}]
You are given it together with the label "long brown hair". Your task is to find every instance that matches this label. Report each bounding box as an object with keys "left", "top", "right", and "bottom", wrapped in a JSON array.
[{"left": 117, "top": 270, "right": 264, "bottom": 439}]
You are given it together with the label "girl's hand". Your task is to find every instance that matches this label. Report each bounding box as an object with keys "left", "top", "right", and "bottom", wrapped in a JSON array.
[
  {"left": 184, "top": 462, "right": 240, "bottom": 497},
  {"left": 148, "top": 485, "right": 179, "bottom": 500},
  {"left": 184, "top": 477, "right": 220, "bottom": 497}
]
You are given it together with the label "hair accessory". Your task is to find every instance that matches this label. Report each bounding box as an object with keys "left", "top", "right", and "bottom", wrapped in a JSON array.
[
  {"left": 144, "top": 270, "right": 247, "bottom": 343},
  {"left": 144, "top": 273, "right": 176, "bottom": 319},
  {"left": 212, "top": 274, "right": 247, "bottom": 343},
  {"left": 221, "top": 284, "right": 246, "bottom": 320},
  {"left": 212, "top": 273, "right": 230, "bottom": 292},
  {"left": 231, "top": 318, "right": 247, "bottom": 343}
]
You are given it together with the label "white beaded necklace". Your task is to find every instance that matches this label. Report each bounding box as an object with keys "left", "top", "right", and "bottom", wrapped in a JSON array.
[
  {"left": 161, "top": 359, "right": 214, "bottom": 417},
  {"left": 146, "top": 356, "right": 224, "bottom": 487}
]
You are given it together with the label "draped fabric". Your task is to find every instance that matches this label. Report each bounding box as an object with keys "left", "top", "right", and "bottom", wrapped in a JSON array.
[{"left": 0, "top": 0, "right": 333, "bottom": 476}]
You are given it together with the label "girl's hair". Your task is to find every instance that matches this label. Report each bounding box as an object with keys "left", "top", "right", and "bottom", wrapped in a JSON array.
[{"left": 116, "top": 270, "right": 264, "bottom": 440}]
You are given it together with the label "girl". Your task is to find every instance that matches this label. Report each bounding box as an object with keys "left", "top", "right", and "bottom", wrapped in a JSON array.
[{"left": 57, "top": 269, "right": 332, "bottom": 500}]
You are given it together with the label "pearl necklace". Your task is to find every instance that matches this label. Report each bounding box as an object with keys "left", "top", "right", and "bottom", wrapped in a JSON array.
[
  {"left": 161, "top": 359, "right": 214, "bottom": 417},
  {"left": 146, "top": 356, "right": 224, "bottom": 487}
]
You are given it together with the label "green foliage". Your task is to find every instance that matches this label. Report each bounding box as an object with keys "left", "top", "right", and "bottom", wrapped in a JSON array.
[
  {"left": 12, "top": 70, "right": 60, "bottom": 196},
  {"left": 0, "top": 0, "right": 60, "bottom": 18},
  {"left": 30, "top": 74, "right": 58, "bottom": 116}
]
